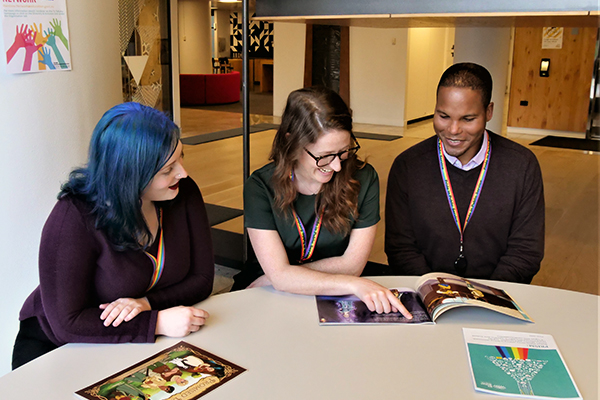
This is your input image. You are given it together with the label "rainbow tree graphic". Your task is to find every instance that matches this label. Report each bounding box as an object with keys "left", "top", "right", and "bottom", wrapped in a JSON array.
[{"left": 486, "top": 346, "right": 548, "bottom": 395}]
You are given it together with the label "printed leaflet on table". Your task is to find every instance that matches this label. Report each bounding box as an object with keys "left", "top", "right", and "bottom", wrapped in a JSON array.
[
  {"left": 75, "top": 341, "right": 246, "bottom": 400},
  {"left": 316, "top": 272, "right": 532, "bottom": 325},
  {"left": 463, "top": 328, "right": 581, "bottom": 399}
]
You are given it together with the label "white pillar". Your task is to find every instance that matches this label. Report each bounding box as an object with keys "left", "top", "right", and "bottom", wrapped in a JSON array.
[
  {"left": 216, "top": 9, "right": 231, "bottom": 58},
  {"left": 273, "top": 22, "right": 306, "bottom": 117},
  {"left": 406, "top": 27, "right": 454, "bottom": 123},
  {"left": 454, "top": 27, "right": 512, "bottom": 135},
  {"left": 178, "top": 0, "right": 212, "bottom": 74},
  {"left": 350, "top": 27, "right": 408, "bottom": 126},
  {"left": 0, "top": 0, "right": 122, "bottom": 374}
]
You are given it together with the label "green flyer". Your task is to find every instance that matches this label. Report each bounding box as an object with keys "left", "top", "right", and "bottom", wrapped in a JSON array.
[{"left": 463, "top": 328, "right": 582, "bottom": 399}]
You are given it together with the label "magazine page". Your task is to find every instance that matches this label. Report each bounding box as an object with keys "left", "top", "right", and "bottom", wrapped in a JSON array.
[
  {"left": 415, "top": 272, "right": 533, "bottom": 322},
  {"left": 316, "top": 288, "right": 433, "bottom": 324},
  {"left": 463, "top": 328, "right": 582, "bottom": 399},
  {"left": 75, "top": 341, "right": 245, "bottom": 400}
]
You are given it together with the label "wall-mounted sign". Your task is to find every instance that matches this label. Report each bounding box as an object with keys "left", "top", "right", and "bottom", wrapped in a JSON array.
[
  {"left": 542, "top": 27, "right": 563, "bottom": 49},
  {"left": 2, "top": 0, "right": 71, "bottom": 74},
  {"left": 230, "top": 12, "right": 273, "bottom": 59}
]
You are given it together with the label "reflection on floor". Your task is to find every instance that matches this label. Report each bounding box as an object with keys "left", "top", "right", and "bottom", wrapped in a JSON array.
[{"left": 189, "top": 109, "right": 599, "bottom": 296}]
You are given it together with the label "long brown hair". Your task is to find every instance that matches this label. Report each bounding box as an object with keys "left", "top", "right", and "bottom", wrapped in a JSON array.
[{"left": 269, "top": 87, "right": 364, "bottom": 235}]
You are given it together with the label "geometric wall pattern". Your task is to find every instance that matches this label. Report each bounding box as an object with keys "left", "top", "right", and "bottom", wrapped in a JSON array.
[
  {"left": 119, "top": 0, "right": 171, "bottom": 113},
  {"left": 230, "top": 12, "right": 273, "bottom": 59},
  {"left": 119, "top": 0, "right": 144, "bottom": 54}
]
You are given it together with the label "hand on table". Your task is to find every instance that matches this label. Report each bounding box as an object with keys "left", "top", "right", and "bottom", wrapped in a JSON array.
[
  {"left": 248, "top": 274, "right": 272, "bottom": 288},
  {"left": 351, "top": 278, "right": 413, "bottom": 319},
  {"left": 99, "top": 297, "right": 151, "bottom": 327},
  {"left": 155, "top": 306, "right": 209, "bottom": 337}
]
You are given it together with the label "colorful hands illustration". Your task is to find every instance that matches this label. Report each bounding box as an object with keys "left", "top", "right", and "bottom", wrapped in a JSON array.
[
  {"left": 32, "top": 23, "right": 49, "bottom": 47},
  {"left": 44, "top": 28, "right": 56, "bottom": 47},
  {"left": 22, "top": 29, "right": 43, "bottom": 72},
  {"left": 13, "top": 24, "right": 30, "bottom": 48},
  {"left": 32, "top": 23, "right": 50, "bottom": 70},
  {"left": 6, "top": 24, "right": 33, "bottom": 64},
  {"left": 38, "top": 47, "right": 56, "bottom": 70},
  {"left": 49, "top": 18, "right": 69, "bottom": 50},
  {"left": 44, "top": 28, "right": 67, "bottom": 69},
  {"left": 6, "top": 22, "right": 69, "bottom": 72}
]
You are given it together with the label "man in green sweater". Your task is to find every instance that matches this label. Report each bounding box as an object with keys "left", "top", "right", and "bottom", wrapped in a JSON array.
[{"left": 385, "top": 62, "right": 544, "bottom": 283}]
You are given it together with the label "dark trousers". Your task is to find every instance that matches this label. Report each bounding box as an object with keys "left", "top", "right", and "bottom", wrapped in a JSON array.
[{"left": 12, "top": 317, "right": 59, "bottom": 370}]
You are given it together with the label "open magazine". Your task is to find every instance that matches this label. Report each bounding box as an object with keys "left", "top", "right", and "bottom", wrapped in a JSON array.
[
  {"left": 75, "top": 341, "right": 245, "bottom": 400},
  {"left": 316, "top": 272, "right": 533, "bottom": 324},
  {"left": 463, "top": 328, "right": 582, "bottom": 399}
]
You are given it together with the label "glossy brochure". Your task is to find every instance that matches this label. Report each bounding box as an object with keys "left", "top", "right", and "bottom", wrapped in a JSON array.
[
  {"left": 463, "top": 328, "right": 582, "bottom": 399},
  {"left": 75, "top": 341, "right": 246, "bottom": 400},
  {"left": 315, "top": 272, "right": 533, "bottom": 324},
  {"left": 416, "top": 272, "right": 533, "bottom": 322}
]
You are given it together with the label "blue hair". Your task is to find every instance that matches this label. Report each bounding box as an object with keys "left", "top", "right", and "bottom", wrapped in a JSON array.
[{"left": 60, "top": 102, "right": 180, "bottom": 251}]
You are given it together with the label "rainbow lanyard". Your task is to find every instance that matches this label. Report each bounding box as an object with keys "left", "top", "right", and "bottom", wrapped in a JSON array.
[
  {"left": 437, "top": 134, "right": 491, "bottom": 250},
  {"left": 292, "top": 207, "right": 324, "bottom": 263},
  {"left": 145, "top": 208, "right": 165, "bottom": 291},
  {"left": 290, "top": 170, "right": 324, "bottom": 263}
]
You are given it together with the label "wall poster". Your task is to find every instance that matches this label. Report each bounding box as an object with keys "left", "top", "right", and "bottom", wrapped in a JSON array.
[
  {"left": 2, "top": 0, "right": 71, "bottom": 74},
  {"left": 230, "top": 12, "right": 273, "bottom": 59},
  {"left": 542, "top": 27, "right": 564, "bottom": 49}
]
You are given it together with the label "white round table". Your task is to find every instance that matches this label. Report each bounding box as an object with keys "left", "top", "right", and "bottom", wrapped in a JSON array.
[{"left": 1, "top": 277, "right": 597, "bottom": 399}]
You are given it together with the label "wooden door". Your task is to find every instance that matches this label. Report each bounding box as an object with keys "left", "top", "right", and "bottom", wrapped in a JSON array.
[{"left": 508, "top": 27, "right": 597, "bottom": 133}]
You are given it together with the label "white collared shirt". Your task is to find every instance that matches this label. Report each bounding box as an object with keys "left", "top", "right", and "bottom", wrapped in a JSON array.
[{"left": 442, "top": 130, "right": 489, "bottom": 171}]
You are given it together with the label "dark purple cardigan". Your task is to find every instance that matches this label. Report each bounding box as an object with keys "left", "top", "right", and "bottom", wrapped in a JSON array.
[
  {"left": 385, "top": 132, "right": 544, "bottom": 283},
  {"left": 19, "top": 177, "right": 215, "bottom": 345}
]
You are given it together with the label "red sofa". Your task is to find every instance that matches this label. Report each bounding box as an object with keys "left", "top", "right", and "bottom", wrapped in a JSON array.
[{"left": 180, "top": 71, "right": 240, "bottom": 106}]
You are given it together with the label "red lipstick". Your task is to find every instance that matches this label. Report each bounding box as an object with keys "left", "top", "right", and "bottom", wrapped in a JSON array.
[{"left": 169, "top": 182, "right": 180, "bottom": 190}]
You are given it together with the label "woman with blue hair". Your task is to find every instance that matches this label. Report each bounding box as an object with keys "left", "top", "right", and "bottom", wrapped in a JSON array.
[{"left": 12, "top": 102, "right": 214, "bottom": 369}]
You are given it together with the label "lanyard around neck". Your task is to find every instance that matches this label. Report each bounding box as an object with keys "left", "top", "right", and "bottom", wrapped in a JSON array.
[
  {"left": 292, "top": 207, "right": 324, "bottom": 263},
  {"left": 145, "top": 208, "right": 164, "bottom": 291},
  {"left": 290, "top": 169, "right": 324, "bottom": 263},
  {"left": 437, "top": 134, "right": 491, "bottom": 244}
]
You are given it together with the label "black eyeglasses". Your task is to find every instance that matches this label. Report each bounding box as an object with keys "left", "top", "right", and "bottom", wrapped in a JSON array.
[{"left": 304, "top": 144, "right": 361, "bottom": 167}]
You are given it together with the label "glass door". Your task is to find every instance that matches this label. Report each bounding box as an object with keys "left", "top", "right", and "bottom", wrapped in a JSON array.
[
  {"left": 119, "top": 0, "right": 173, "bottom": 116},
  {"left": 587, "top": 28, "right": 600, "bottom": 140}
]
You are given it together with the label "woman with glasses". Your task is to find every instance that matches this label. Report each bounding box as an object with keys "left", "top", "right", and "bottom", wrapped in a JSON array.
[
  {"left": 234, "top": 87, "right": 412, "bottom": 318},
  {"left": 12, "top": 102, "right": 214, "bottom": 369}
]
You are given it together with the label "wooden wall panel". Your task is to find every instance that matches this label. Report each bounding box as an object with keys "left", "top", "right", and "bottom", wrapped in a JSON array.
[{"left": 508, "top": 27, "right": 596, "bottom": 132}]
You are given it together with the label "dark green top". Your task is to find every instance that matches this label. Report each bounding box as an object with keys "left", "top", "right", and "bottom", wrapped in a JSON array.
[{"left": 244, "top": 162, "right": 380, "bottom": 265}]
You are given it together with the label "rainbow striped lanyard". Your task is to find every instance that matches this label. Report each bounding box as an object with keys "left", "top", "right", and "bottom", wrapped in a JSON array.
[
  {"left": 145, "top": 208, "right": 165, "bottom": 291},
  {"left": 437, "top": 134, "right": 491, "bottom": 250},
  {"left": 292, "top": 207, "right": 324, "bottom": 263},
  {"left": 289, "top": 169, "right": 324, "bottom": 263}
]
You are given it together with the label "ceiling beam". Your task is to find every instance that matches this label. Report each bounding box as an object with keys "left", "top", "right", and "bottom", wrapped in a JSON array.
[{"left": 254, "top": 1, "right": 599, "bottom": 28}]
